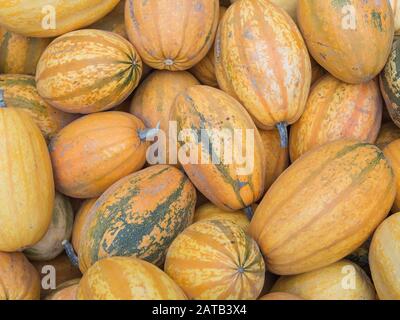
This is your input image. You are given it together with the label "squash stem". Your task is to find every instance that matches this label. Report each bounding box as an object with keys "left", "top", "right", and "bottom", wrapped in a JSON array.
[
  {"left": 0, "top": 89, "right": 6, "bottom": 108},
  {"left": 138, "top": 121, "right": 161, "bottom": 141},
  {"left": 62, "top": 240, "right": 79, "bottom": 268},
  {"left": 244, "top": 206, "right": 254, "bottom": 221},
  {"left": 276, "top": 122, "right": 288, "bottom": 148}
]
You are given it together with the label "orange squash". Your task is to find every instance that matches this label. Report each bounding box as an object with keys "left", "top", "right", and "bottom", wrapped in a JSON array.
[
  {"left": 46, "top": 279, "right": 80, "bottom": 300},
  {"left": 0, "top": 252, "right": 41, "bottom": 300},
  {"left": 376, "top": 122, "right": 400, "bottom": 149},
  {"left": 50, "top": 112, "right": 148, "bottom": 199},
  {"left": 215, "top": 0, "right": 311, "bottom": 147},
  {"left": 230, "top": 0, "right": 298, "bottom": 21},
  {"left": 125, "top": 0, "right": 220, "bottom": 71},
  {"left": 259, "top": 292, "right": 303, "bottom": 300},
  {"left": 383, "top": 139, "right": 400, "bottom": 211},
  {"left": 78, "top": 257, "right": 187, "bottom": 300},
  {"left": 297, "top": 0, "right": 394, "bottom": 84},
  {"left": 290, "top": 75, "right": 382, "bottom": 162},
  {"left": 250, "top": 140, "right": 396, "bottom": 275},
  {"left": 171, "top": 85, "right": 266, "bottom": 212},
  {"left": 36, "top": 29, "right": 142, "bottom": 114},
  {"left": 165, "top": 220, "right": 265, "bottom": 300},
  {"left": 72, "top": 198, "right": 97, "bottom": 254}
]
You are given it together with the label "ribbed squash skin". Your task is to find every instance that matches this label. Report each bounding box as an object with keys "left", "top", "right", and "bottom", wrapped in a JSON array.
[
  {"left": 215, "top": 0, "right": 311, "bottom": 131},
  {"left": 171, "top": 85, "right": 266, "bottom": 211},
  {"left": 0, "top": 75, "right": 77, "bottom": 142},
  {"left": 390, "top": 0, "right": 400, "bottom": 35},
  {"left": 0, "top": 252, "right": 41, "bottom": 300},
  {"left": 0, "top": 27, "right": 50, "bottom": 75},
  {"left": 369, "top": 213, "right": 400, "bottom": 300},
  {"left": 78, "top": 165, "right": 196, "bottom": 273},
  {"left": 78, "top": 257, "right": 187, "bottom": 300},
  {"left": 249, "top": 140, "right": 396, "bottom": 275},
  {"left": 25, "top": 192, "right": 74, "bottom": 261},
  {"left": 0, "top": 0, "right": 120, "bottom": 37},
  {"left": 194, "top": 203, "right": 250, "bottom": 232},
  {"left": 272, "top": 260, "right": 376, "bottom": 300},
  {"left": 125, "top": 0, "right": 219, "bottom": 71},
  {"left": 72, "top": 198, "right": 97, "bottom": 254},
  {"left": 36, "top": 29, "right": 142, "bottom": 114},
  {"left": 0, "top": 108, "right": 54, "bottom": 252},
  {"left": 259, "top": 292, "right": 303, "bottom": 300},
  {"left": 46, "top": 279, "right": 80, "bottom": 301},
  {"left": 89, "top": 1, "right": 127, "bottom": 39},
  {"left": 290, "top": 75, "right": 383, "bottom": 162},
  {"left": 383, "top": 139, "right": 400, "bottom": 211},
  {"left": 376, "top": 122, "right": 400, "bottom": 149},
  {"left": 50, "top": 112, "right": 148, "bottom": 199},
  {"left": 298, "top": 0, "right": 394, "bottom": 84},
  {"left": 165, "top": 220, "right": 265, "bottom": 300}
]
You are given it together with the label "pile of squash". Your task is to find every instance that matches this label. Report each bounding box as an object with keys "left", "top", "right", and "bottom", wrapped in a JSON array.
[{"left": 1, "top": 0, "right": 400, "bottom": 301}]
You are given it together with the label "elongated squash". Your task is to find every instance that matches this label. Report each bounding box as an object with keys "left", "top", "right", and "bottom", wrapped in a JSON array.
[
  {"left": 298, "top": 0, "right": 394, "bottom": 84},
  {"left": 376, "top": 122, "right": 400, "bottom": 149},
  {"left": 171, "top": 85, "right": 266, "bottom": 212},
  {"left": 290, "top": 75, "right": 382, "bottom": 161},
  {"left": 72, "top": 199, "right": 97, "bottom": 254},
  {"left": 78, "top": 257, "right": 187, "bottom": 300},
  {"left": 216, "top": 0, "right": 311, "bottom": 147},
  {"left": 78, "top": 165, "right": 196, "bottom": 273},
  {"left": 165, "top": 220, "right": 265, "bottom": 300},
  {"left": 383, "top": 139, "right": 400, "bottom": 211},
  {"left": 250, "top": 139, "right": 396, "bottom": 275},
  {"left": 46, "top": 279, "right": 80, "bottom": 301}
]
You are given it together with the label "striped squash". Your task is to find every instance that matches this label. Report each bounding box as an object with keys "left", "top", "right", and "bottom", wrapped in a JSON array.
[
  {"left": 89, "top": 1, "right": 127, "bottom": 39},
  {"left": 0, "top": 0, "right": 120, "bottom": 37},
  {"left": 0, "top": 75, "right": 77, "bottom": 142},
  {"left": 165, "top": 219, "right": 265, "bottom": 300},
  {"left": 376, "top": 122, "right": 400, "bottom": 150},
  {"left": 46, "top": 279, "right": 80, "bottom": 301},
  {"left": 50, "top": 112, "right": 148, "bottom": 199},
  {"left": 298, "top": 0, "right": 394, "bottom": 84},
  {"left": 215, "top": 0, "right": 311, "bottom": 147},
  {"left": 259, "top": 292, "right": 303, "bottom": 300},
  {"left": 383, "top": 139, "right": 400, "bottom": 211},
  {"left": 369, "top": 212, "right": 400, "bottom": 300},
  {"left": 390, "top": 0, "right": 400, "bottom": 35},
  {"left": 272, "top": 260, "right": 376, "bottom": 300},
  {"left": 249, "top": 140, "right": 396, "bottom": 275},
  {"left": 0, "top": 93, "right": 54, "bottom": 252},
  {"left": 0, "top": 252, "right": 41, "bottom": 300},
  {"left": 25, "top": 192, "right": 74, "bottom": 261},
  {"left": 36, "top": 29, "right": 142, "bottom": 114},
  {"left": 125, "top": 0, "right": 220, "bottom": 71},
  {"left": 72, "top": 198, "right": 97, "bottom": 254},
  {"left": 78, "top": 257, "right": 187, "bottom": 300},
  {"left": 0, "top": 27, "right": 50, "bottom": 75},
  {"left": 171, "top": 85, "right": 266, "bottom": 211},
  {"left": 290, "top": 75, "right": 383, "bottom": 162},
  {"left": 78, "top": 165, "right": 197, "bottom": 273}
]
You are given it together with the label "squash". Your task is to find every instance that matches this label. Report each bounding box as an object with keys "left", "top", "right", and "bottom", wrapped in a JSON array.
[
  {"left": 0, "top": 75, "right": 77, "bottom": 142},
  {"left": 36, "top": 29, "right": 142, "bottom": 114},
  {"left": 259, "top": 129, "right": 289, "bottom": 190},
  {"left": 78, "top": 165, "right": 196, "bottom": 273},
  {"left": 78, "top": 257, "right": 187, "bottom": 300},
  {"left": 215, "top": 0, "right": 311, "bottom": 147},
  {"left": 259, "top": 292, "right": 303, "bottom": 300},
  {"left": 72, "top": 198, "right": 97, "bottom": 254},
  {"left": 376, "top": 122, "right": 400, "bottom": 149},
  {"left": 89, "top": 1, "right": 127, "bottom": 39},
  {"left": 46, "top": 279, "right": 80, "bottom": 300},
  {"left": 230, "top": 0, "right": 298, "bottom": 21},
  {"left": 383, "top": 139, "right": 400, "bottom": 211},
  {"left": 164, "top": 219, "right": 265, "bottom": 300},
  {"left": 50, "top": 112, "right": 148, "bottom": 199},
  {"left": 249, "top": 139, "right": 396, "bottom": 275},
  {"left": 171, "top": 85, "right": 266, "bottom": 212},
  {"left": 0, "top": 91, "right": 54, "bottom": 252},
  {"left": 125, "top": 0, "right": 220, "bottom": 71},
  {"left": 369, "top": 212, "right": 400, "bottom": 300},
  {"left": 190, "top": 6, "right": 227, "bottom": 87},
  {"left": 194, "top": 202, "right": 250, "bottom": 232},
  {"left": 290, "top": 75, "right": 382, "bottom": 162},
  {"left": 271, "top": 260, "right": 376, "bottom": 300},
  {"left": 24, "top": 192, "right": 74, "bottom": 261},
  {"left": 0, "top": 27, "right": 50, "bottom": 75},
  {"left": 390, "top": 0, "right": 400, "bottom": 35},
  {"left": 298, "top": 0, "right": 394, "bottom": 84},
  {"left": 0, "top": 0, "right": 120, "bottom": 37}
]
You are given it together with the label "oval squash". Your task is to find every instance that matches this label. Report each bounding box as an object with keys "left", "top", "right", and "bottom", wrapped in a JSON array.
[
  {"left": 72, "top": 198, "right": 97, "bottom": 254},
  {"left": 215, "top": 0, "right": 311, "bottom": 146},
  {"left": 376, "top": 122, "right": 400, "bottom": 150},
  {"left": 50, "top": 112, "right": 148, "bottom": 199},
  {"left": 383, "top": 139, "right": 400, "bottom": 211},
  {"left": 78, "top": 257, "right": 187, "bottom": 300},
  {"left": 0, "top": 0, "right": 120, "bottom": 37},
  {"left": 45, "top": 279, "right": 80, "bottom": 300},
  {"left": 78, "top": 165, "right": 196, "bottom": 273},
  {"left": 298, "top": 0, "right": 394, "bottom": 84},
  {"left": 290, "top": 75, "right": 382, "bottom": 162},
  {"left": 36, "top": 29, "right": 142, "bottom": 114},
  {"left": 249, "top": 139, "right": 396, "bottom": 275},
  {"left": 171, "top": 85, "right": 266, "bottom": 211},
  {"left": 271, "top": 260, "right": 376, "bottom": 300},
  {"left": 165, "top": 219, "right": 265, "bottom": 300},
  {"left": 25, "top": 192, "right": 74, "bottom": 261},
  {"left": 259, "top": 292, "right": 303, "bottom": 300}
]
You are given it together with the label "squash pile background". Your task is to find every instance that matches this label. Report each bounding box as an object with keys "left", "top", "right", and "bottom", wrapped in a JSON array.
[{"left": 0, "top": 0, "right": 400, "bottom": 300}]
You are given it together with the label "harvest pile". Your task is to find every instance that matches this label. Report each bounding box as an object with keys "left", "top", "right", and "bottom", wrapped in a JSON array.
[{"left": 1, "top": 0, "right": 400, "bottom": 301}]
